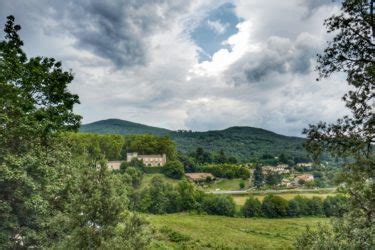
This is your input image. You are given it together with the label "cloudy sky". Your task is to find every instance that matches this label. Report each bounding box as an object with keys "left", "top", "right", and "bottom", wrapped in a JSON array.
[{"left": 1, "top": 0, "right": 349, "bottom": 136}]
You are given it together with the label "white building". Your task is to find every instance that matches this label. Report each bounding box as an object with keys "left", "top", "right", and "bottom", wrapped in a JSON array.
[{"left": 127, "top": 152, "right": 167, "bottom": 167}]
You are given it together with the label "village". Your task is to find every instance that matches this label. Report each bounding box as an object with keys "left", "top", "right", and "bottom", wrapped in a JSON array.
[{"left": 106, "top": 152, "right": 318, "bottom": 192}]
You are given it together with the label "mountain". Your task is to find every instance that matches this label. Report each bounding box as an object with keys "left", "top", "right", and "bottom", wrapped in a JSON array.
[
  {"left": 80, "top": 119, "right": 308, "bottom": 161},
  {"left": 80, "top": 119, "right": 171, "bottom": 136}
]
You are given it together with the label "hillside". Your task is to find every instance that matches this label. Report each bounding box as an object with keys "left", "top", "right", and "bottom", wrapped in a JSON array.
[
  {"left": 80, "top": 118, "right": 171, "bottom": 136},
  {"left": 80, "top": 119, "right": 308, "bottom": 161}
]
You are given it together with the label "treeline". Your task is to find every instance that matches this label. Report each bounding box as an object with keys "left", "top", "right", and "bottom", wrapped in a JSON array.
[
  {"left": 130, "top": 176, "right": 236, "bottom": 216},
  {"left": 67, "top": 132, "right": 177, "bottom": 161},
  {"left": 122, "top": 174, "right": 348, "bottom": 219},
  {"left": 242, "top": 195, "right": 348, "bottom": 218}
]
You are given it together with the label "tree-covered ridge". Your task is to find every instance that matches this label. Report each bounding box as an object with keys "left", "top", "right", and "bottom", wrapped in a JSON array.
[
  {"left": 81, "top": 119, "right": 309, "bottom": 161},
  {"left": 80, "top": 118, "right": 171, "bottom": 135}
]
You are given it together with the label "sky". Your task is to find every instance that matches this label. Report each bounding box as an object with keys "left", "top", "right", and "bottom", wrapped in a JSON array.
[{"left": 0, "top": 0, "right": 349, "bottom": 136}]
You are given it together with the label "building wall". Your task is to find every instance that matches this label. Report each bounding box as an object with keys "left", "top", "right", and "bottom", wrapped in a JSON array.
[{"left": 127, "top": 152, "right": 167, "bottom": 167}]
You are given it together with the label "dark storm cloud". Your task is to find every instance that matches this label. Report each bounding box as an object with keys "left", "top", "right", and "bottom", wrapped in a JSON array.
[
  {"left": 227, "top": 33, "right": 322, "bottom": 85},
  {"left": 52, "top": 0, "right": 192, "bottom": 68}
]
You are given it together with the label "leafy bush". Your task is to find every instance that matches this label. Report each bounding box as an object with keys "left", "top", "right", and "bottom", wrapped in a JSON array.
[
  {"left": 323, "top": 195, "right": 348, "bottom": 217},
  {"left": 261, "top": 195, "right": 289, "bottom": 218},
  {"left": 162, "top": 161, "right": 185, "bottom": 179},
  {"left": 242, "top": 196, "right": 262, "bottom": 217},
  {"left": 202, "top": 195, "right": 236, "bottom": 217}
]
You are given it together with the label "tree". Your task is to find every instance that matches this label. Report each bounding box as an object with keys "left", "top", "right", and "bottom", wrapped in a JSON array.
[
  {"left": 242, "top": 196, "right": 262, "bottom": 217},
  {"left": 162, "top": 160, "right": 185, "bottom": 179},
  {"left": 202, "top": 195, "right": 236, "bottom": 217},
  {"left": 261, "top": 195, "right": 288, "bottom": 218},
  {"left": 215, "top": 149, "right": 227, "bottom": 164},
  {"left": 57, "top": 162, "right": 150, "bottom": 249},
  {"left": 323, "top": 195, "right": 349, "bottom": 217},
  {"left": 239, "top": 180, "right": 245, "bottom": 189},
  {"left": 253, "top": 164, "right": 263, "bottom": 189},
  {"left": 299, "top": 0, "right": 375, "bottom": 248},
  {"left": 265, "top": 172, "right": 282, "bottom": 186},
  {"left": 0, "top": 16, "right": 81, "bottom": 248},
  {"left": 0, "top": 16, "right": 81, "bottom": 156}
]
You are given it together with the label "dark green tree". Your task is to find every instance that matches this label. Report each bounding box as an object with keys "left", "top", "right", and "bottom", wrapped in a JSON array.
[
  {"left": 0, "top": 16, "right": 81, "bottom": 248},
  {"left": 162, "top": 160, "right": 185, "bottom": 179},
  {"left": 242, "top": 196, "right": 262, "bottom": 217},
  {"left": 261, "top": 195, "right": 288, "bottom": 218},
  {"left": 297, "top": 0, "right": 375, "bottom": 248},
  {"left": 253, "top": 164, "right": 263, "bottom": 189}
]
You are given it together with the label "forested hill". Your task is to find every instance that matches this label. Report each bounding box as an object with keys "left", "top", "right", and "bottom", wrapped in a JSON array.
[
  {"left": 80, "top": 119, "right": 308, "bottom": 161},
  {"left": 80, "top": 119, "right": 172, "bottom": 135}
]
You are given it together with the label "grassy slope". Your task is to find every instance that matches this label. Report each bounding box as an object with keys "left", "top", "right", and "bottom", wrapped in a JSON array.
[
  {"left": 147, "top": 213, "right": 328, "bottom": 249},
  {"left": 199, "top": 178, "right": 251, "bottom": 191},
  {"left": 140, "top": 174, "right": 181, "bottom": 189}
]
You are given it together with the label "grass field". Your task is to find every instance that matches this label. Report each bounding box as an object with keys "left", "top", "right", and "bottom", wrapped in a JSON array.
[
  {"left": 140, "top": 174, "right": 180, "bottom": 189},
  {"left": 200, "top": 178, "right": 251, "bottom": 191},
  {"left": 147, "top": 213, "right": 328, "bottom": 249},
  {"left": 233, "top": 192, "right": 335, "bottom": 205}
]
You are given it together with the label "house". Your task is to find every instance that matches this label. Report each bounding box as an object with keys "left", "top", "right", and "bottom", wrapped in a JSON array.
[
  {"left": 185, "top": 173, "right": 215, "bottom": 182},
  {"left": 127, "top": 152, "right": 167, "bottom": 167},
  {"left": 296, "top": 162, "right": 313, "bottom": 167},
  {"left": 107, "top": 161, "right": 122, "bottom": 170},
  {"left": 262, "top": 165, "right": 290, "bottom": 175},
  {"left": 295, "top": 174, "right": 314, "bottom": 183}
]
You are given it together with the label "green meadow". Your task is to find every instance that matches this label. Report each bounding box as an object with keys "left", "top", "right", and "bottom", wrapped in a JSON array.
[{"left": 147, "top": 213, "right": 328, "bottom": 249}]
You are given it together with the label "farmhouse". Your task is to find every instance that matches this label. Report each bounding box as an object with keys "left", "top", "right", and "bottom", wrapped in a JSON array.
[
  {"left": 262, "top": 165, "right": 290, "bottom": 174},
  {"left": 127, "top": 152, "right": 167, "bottom": 167},
  {"left": 296, "top": 162, "right": 313, "bottom": 167},
  {"left": 107, "top": 161, "right": 122, "bottom": 170},
  {"left": 295, "top": 174, "right": 314, "bottom": 182},
  {"left": 185, "top": 173, "right": 215, "bottom": 182}
]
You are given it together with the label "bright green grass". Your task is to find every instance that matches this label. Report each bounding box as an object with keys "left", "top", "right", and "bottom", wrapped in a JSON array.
[
  {"left": 147, "top": 213, "right": 328, "bottom": 249},
  {"left": 140, "top": 173, "right": 180, "bottom": 189},
  {"left": 233, "top": 193, "right": 335, "bottom": 205},
  {"left": 200, "top": 178, "right": 251, "bottom": 191}
]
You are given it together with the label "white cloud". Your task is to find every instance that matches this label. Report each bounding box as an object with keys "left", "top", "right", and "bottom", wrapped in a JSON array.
[
  {"left": 0, "top": 0, "right": 349, "bottom": 136},
  {"left": 206, "top": 19, "right": 229, "bottom": 34}
]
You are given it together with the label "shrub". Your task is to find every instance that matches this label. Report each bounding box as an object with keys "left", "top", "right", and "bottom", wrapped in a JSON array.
[
  {"left": 239, "top": 180, "right": 245, "bottom": 189},
  {"left": 162, "top": 160, "right": 185, "bottom": 179},
  {"left": 202, "top": 195, "right": 236, "bottom": 217},
  {"left": 323, "top": 195, "right": 348, "bottom": 217},
  {"left": 242, "top": 196, "right": 262, "bottom": 217},
  {"left": 287, "top": 199, "right": 301, "bottom": 217},
  {"left": 125, "top": 167, "right": 143, "bottom": 188},
  {"left": 261, "top": 195, "right": 288, "bottom": 218}
]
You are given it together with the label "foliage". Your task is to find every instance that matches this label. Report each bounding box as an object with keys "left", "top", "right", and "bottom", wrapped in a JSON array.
[
  {"left": 323, "top": 195, "right": 349, "bottom": 217},
  {"left": 56, "top": 163, "right": 150, "bottom": 249},
  {"left": 253, "top": 164, "right": 263, "bottom": 189},
  {"left": 265, "top": 172, "right": 283, "bottom": 186},
  {"left": 162, "top": 160, "right": 185, "bottom": 179},
  {"left": 261, "top": 195, "right": 289, "bottom": 218},
  {"left": 202, "top": 195, "right": 236, "bottom": 217},
  {"left": 0, "top": 16, "right": 151, "bottom": 249},
  {"left": 0, "top": 16, "right": 81, "bottom": 156},
  {"left": 242, "top": 196, "right": 262, "bottom": 217},
  {"left": 0, "top": 16, "right": 81, "bottom": 248},
  {"left": 197, "top": 163, "right": 250, "bottom": 179},
  {"left": 301, "top": 0, "right": 375, "bottom": 248}
]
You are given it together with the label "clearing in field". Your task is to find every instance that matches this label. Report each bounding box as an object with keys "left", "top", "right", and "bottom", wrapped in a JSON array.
[{"left": 147, "top": 213, "right": 328, "bottom": 249}]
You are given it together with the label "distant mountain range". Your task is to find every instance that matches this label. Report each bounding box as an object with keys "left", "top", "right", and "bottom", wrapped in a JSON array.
[{"left": 80, "top": 119, "right": 308, "bottom": 161}]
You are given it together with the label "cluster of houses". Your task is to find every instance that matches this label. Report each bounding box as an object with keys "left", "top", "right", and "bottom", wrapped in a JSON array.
[
  {"left": 107, "top": 154, "right": 315, "bottom": 188},
  {"left": 260, "top": 164, "right": 315, "bottom": 188}
]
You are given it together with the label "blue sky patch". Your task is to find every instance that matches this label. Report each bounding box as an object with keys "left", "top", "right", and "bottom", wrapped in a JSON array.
[{"left": 191, "top": 2, "right": 241, "bottom": 62}]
